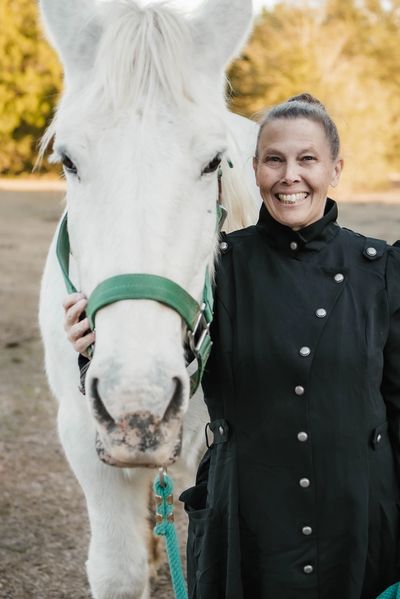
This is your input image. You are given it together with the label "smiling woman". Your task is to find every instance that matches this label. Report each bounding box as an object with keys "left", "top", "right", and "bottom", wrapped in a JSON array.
[
  {"left": 178, "top": 93, "right": 400, "bottom": 598},
  {"left": 253, "top": 94, "right": 343, "bottom": 230}
]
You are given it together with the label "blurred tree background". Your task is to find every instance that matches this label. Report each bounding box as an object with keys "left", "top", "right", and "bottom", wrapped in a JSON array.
[
  {"left": 228, "top": 0, "right": 400, "bottom": 190},
  {"left": 0, "top": 0, "right": 61, "bottom": 175},
  {"left": 1, "top": 0, "right": 399, "bottom": 191}
]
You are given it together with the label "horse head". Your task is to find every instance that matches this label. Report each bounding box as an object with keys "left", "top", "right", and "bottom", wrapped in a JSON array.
[{"left": 39, "top": 0, "right": 255, "bottom": 468}]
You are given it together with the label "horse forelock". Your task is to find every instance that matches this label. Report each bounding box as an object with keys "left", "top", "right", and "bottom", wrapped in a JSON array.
[
  {"left": 93, "top": 0, "right": 195, "bottom": 113},
  {"left": 38, "top": 2, "right": 193, "bottom": 162}
]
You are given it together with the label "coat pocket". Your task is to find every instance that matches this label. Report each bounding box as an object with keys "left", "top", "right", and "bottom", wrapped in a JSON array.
[
  {"left": 368, "top": 421, "right": 400, "bottom": 508},
  {"left": 181, "top": 483, "right": 224, "bottom": 599}
]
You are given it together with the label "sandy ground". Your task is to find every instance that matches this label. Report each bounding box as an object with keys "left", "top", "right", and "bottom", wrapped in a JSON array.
[{"left": 0, "top": 189, "right": 400, "bottom": 599}]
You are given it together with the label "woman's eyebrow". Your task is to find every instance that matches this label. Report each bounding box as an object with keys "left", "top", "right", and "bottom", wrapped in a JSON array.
[
  {"left": 260, "top": 145, "right": 321, "bottom": 158},
  {"left": 299, "top": 147, "right": 318, "bottom": 153},
  {"left": 262, "top": 147, "right": 284, "bottom": 154}
]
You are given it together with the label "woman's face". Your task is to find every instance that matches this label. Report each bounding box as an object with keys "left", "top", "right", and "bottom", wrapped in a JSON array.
[{"left": 253, "top": 118, "right": 343, "bottom": 230}]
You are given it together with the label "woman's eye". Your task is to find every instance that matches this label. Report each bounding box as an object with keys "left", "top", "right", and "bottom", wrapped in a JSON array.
[
  {"left": 202, "top": 153, "right": 222, "bottom": 175},
  {"left": 62, "top": 154, "right": 78, "bottom": 175}
]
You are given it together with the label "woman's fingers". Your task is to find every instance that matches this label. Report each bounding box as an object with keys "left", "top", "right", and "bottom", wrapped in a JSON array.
[
  {"left": 62, "top": 292, "right": 86, "bottom": 311},
  {"left": 67, "top": 317, "right": 91, "bottom": 343},
  {"left": 64, "top": 297, "right": 88, "bottom": 329},
  {"left": 63, "top": 293, "right": 94, "bottom": 357},
  {"left": 74, "top": 331, "right": 96, "bottom": 357}
]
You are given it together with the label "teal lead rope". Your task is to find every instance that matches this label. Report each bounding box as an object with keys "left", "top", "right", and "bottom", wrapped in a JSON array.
[
  {"left": 153, "top": 470, "right": 188, "bottom": 599},
  {"left": 377, "top": 583, "right": 400, "bottom": 598}
]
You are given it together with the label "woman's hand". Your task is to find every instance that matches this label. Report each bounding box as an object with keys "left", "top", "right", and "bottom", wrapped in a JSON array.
[{"left": 63, "top": 293, "right": 95, "bottom": 358}]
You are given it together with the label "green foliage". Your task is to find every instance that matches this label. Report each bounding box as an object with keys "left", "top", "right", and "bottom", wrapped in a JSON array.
[
  {"left": 0, "top": 0, "right": 61, "bottom": 174},
  {"left": 228, "top": 0, "right": 400, "bottom": 191},
  {"left": 1, "top": 0, "right": 400, "bottom": 189}
]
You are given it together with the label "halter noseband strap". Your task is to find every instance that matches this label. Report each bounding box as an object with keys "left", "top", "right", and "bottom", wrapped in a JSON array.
[{"left": 56, "top": 205, "right": 223, "bottom": 396}]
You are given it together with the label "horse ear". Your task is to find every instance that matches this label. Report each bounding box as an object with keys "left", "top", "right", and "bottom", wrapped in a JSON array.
[
  {"left": 190, "top": 0, "right": 253, "bottom": 74},
  {"left": 39, "top": 0, "right": 102, "bottom": 83}
]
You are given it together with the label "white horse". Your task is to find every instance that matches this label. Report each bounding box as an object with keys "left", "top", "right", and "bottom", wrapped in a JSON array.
[{"left": 38, "top": 1, "right": 259, "bottom": 597}]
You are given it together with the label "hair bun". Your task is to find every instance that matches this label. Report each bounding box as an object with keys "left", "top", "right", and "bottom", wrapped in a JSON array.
[{"left": 287, "top": 93, "right": 326, "bottom": 110}]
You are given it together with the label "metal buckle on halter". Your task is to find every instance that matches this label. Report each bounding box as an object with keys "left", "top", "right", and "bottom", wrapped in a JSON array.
[{"left": 187, "top": 302, "right": 211, "bottom": 357}]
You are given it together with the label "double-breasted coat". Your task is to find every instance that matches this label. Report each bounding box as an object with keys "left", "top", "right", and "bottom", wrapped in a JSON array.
[{"left": 180, "top": 199, "right": 400, "bottom": 599}]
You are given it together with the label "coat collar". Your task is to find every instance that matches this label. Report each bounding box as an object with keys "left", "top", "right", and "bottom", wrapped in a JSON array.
[{"left": 256, "top": 198, "right": 339, "bottom": 253}]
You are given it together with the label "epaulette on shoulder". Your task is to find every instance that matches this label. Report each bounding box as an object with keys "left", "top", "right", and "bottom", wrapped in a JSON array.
[
  {"left": 361, "top": 237, "right": 387, "bottom": 261},
  {"left": 338, "top": 226, "right": 387, "bottom": 260}
]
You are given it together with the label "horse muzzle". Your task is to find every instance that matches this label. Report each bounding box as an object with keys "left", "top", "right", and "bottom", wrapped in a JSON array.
[{"left": 89, "top": 376, "right": 185, "bottom": 468}]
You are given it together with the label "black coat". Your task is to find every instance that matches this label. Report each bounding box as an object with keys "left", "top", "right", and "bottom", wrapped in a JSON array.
[{"left": 180, "top": 200, "right": 400, "bottom": 599}]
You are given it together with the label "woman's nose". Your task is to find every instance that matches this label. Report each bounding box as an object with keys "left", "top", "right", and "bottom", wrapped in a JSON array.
[{"left": 281, "top": 161, "right": 301, "bottom": 184}]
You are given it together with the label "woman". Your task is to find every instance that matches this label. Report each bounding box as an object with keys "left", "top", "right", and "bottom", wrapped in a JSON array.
[{"left": 64, "top": 94, "right": 400, "bottom": 598}]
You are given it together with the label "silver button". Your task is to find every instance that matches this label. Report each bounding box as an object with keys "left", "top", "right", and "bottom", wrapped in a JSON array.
[
  {"left": 299, "top": 346, "right": 311, "bottom": 357},
  {"left": 303, "top": 564, "right": 314, "bottom": 574},
  {"left": 299, "top": 478, "right": 310, "bottom": 488},
  {"left": 297, "top": 432, "right": 308, "bottom": 442},
  {"left": 316, "top": 308, "right": 327, "bottom": 318},
  {"left": 366, "top": 247, "right": 377, "bottom": 257},
  {"left": 295, "top": 385, "right": 305, "bottom": 396},
  {"left": 290, "top": 241, "right": 298, "bottom": 251},
  {"left": 334, "top": 273, "right": 344, "bottom": 283},
  {"left": 302, "top": 526, "right": 312, "bottom": 536},
  {"left": 219, "top": 241, "right": 228, "bottom": 252},
  {"left": 376, "top": 433, "right": 382, "bottom": 443}
]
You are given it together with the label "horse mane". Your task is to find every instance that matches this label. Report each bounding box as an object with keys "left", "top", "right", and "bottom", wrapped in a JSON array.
[{"left": 222, "top": 131, "right": 259, "bottom": 232}]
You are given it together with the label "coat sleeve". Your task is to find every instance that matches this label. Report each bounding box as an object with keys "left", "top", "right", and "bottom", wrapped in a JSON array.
[{"left": 382, "top": 247, "right": 400, "bottom": 467}]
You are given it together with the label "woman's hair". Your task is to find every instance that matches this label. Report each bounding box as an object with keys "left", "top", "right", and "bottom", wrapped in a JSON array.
[{"left": 255, "top": 93, "right": 340, "bottom": 160}]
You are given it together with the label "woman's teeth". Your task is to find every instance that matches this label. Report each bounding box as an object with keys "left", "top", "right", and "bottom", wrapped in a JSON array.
[{"left": 276, "top": 193, "right": 308, "bottom": 204}]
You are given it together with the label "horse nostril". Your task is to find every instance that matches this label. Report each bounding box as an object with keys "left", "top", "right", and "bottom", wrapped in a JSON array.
[
  {"left": 162, "top": 377, "right": 184, "bottom": 423},
  {"left": 91, "top": 377, "right": 115, "bottom": 426}
]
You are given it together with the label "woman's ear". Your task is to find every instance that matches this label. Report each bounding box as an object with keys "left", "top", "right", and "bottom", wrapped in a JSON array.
[
  {"left": 253, "top": 156, "right": 260, "bottom": 187},
  {"left": 331, "top": 158, "right": 344, "bottom": 188}
]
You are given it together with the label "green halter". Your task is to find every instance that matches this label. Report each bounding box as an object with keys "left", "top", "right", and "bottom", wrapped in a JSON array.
[{"left": 56, "top": 200, "right": 227, "bottom": 396}]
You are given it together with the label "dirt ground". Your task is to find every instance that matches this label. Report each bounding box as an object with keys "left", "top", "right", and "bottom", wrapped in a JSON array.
[{"left": 1, "top": 188, "right": 400, "bottom": 599}]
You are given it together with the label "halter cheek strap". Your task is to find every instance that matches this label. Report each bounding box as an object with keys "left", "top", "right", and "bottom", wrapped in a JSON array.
[{"left": 56, "top": 196, "right": 226, "bottom": 396}]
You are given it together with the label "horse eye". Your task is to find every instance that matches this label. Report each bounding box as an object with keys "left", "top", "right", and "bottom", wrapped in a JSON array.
[
  {"left": 62, "top": 154, "right": 78, "bottom": 175},
  {"left": 202, "top": 153, "right": 222, "bottom": 175}
]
